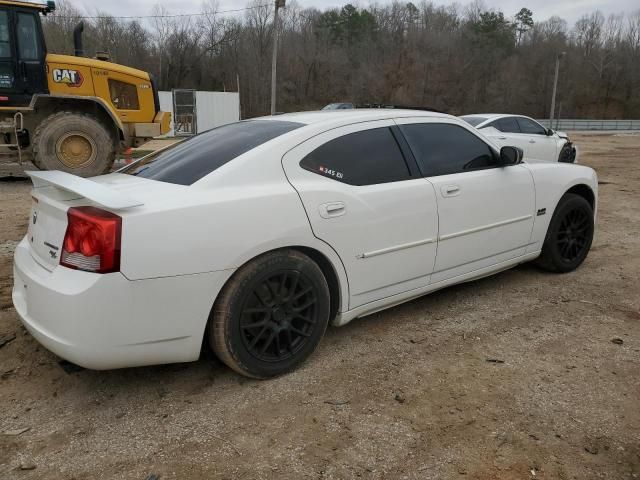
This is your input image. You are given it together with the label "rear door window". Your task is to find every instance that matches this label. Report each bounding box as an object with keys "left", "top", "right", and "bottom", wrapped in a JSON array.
[
  {"left": 517, "top": 117, "right": 547, "bottom": 135},
  {"left": 399, "top": 123, "right": 499, "bottom": 177},
  {"left": 489, "top": 117, "right": 521, "bottom": 133},
  {"left": 121, "top": 120, "right": 303, "bottom": 185},
  {"left": 299, "top": 127, "right": 411, "bottom": 186}
]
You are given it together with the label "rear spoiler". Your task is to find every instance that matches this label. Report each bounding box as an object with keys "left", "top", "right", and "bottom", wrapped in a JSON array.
[{"left": 26, "top": 170, "right": 143, "bottom": 210}]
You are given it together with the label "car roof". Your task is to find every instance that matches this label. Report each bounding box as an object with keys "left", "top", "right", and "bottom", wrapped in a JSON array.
[
  {"left": 462, "top": 113, "right": 542, "bottom": 122},
  {"left": 462, "top": 114, "right": 512, "bottom": 120},
  {"left": 256, "top": 109, "right": 451, "bottom": 126},
  {"left": 460, "top": 113, "right": 542, "bottom": 128}
]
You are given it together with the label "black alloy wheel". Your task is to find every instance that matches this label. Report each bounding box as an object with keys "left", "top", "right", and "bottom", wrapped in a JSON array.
[
  {"left": 240, "top": 271, "right": 318, "bottom": 363},
  {"left": 210, "top": 250, "right": 330, "bottom": 378},
  {"left": 555, "top": 206, "right": 591, "bottom": 263},
  {"left": 536, "top": 193, "right": 594, "bottom": 273}
]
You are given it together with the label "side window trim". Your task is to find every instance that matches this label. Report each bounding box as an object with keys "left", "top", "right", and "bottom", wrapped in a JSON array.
[{"left": 389, "top": 125, "right": 421, "bottom": 177}]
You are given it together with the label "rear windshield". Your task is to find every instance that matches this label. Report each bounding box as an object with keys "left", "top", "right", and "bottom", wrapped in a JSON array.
[
  {"left": 121, "top": 120, "right": 303, "bottom": 185},
  {"left": 460, "top": 116, "right": 488, "bottom": 127}
]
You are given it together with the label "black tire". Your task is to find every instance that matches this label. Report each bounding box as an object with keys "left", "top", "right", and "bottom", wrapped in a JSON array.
[
  {"left": 535, "top": 193, "right": 594, "bottom": 273},
  {"left": 209, "top": 250, "right": 330, "bottom": 379},
  {"left": 32, "top": 111, "right": 116, "bottom": 177}
]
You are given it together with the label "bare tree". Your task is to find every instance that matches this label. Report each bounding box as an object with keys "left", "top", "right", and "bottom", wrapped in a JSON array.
[{"left": 40, "top": 0, "right": 640, "bottom": 119}]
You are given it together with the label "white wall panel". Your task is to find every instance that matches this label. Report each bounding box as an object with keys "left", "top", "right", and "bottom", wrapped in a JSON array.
[
  {"left": 195, "top": 91, "right": 240, "bottom": 133},
  {"left": 158, "top": 91, "right": 240, "bottom": 137},
  {"left": 158, "top": 91, "right": 175, "bottom": 137}
]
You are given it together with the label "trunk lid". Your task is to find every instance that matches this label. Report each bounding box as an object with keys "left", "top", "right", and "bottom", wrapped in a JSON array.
[
  {"left": 25, "top": 170, "right": 145, "bottom": 271},
  {"left": 25, "top": 170, "right": 190, "bottom": 272},
  {"left": 27, "top": 189, "right": 70, "bottom": 271}
]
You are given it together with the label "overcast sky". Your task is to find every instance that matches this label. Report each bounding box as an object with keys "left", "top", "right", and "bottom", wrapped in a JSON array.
[{"left": 76, "top": 0, "right": 638, "bottom": 25}]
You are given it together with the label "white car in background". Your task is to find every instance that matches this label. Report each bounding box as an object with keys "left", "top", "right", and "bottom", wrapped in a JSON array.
[
  {"left": 461, "top": 114, "right": 577, "bottom": 163},
  {"left": 13, "top": 109, "right": 597, "bottom": 378}
]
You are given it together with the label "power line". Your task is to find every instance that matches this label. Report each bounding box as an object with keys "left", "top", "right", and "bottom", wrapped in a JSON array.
[{"left": 48, "top": 4, "right": 271, "bottom": 20}]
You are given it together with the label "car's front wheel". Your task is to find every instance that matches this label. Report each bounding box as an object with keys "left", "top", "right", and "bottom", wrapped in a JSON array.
[
  {"left": 209, "top": 250, "right": 330, "bottom": 378},
  {"left": 535, "top": 193, "right": 594, "bottom": 273}
]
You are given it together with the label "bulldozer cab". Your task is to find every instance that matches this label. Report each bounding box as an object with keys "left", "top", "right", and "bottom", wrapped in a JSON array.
[{"left": 0, "top": 1, "right": 49, "bottom": 107}]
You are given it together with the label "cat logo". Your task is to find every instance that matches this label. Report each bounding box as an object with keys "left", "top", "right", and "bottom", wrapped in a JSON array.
[{"left": 52, "top": 68, "right": 84, "bottom": 87}]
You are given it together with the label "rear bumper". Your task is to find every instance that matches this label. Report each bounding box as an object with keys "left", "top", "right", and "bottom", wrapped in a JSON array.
[{"left": 12, "top": 237, "right": 232, "bottom": 370}]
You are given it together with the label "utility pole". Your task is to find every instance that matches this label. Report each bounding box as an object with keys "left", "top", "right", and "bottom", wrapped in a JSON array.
[
  {"left": 270, "top": 0, "right": 285, "bottom": 115},
  {"left": 237, "top": 73, "right": 241, "bottom": 120},
  {"left": 556, "top": 102, "right": 562, "bottom": 130},
  {"left": 549, "top": 52, "right": 566, "bottom": 128}
]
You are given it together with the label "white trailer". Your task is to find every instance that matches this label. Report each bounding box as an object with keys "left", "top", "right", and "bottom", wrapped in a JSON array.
[{"left": 158, "top": 89, "right": 240, "bottom": 137}]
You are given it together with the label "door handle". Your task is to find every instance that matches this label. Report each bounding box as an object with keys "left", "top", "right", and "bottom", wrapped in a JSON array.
[
  {"left": 529, "top": 139, "right": 536, "bottom": 143},
  {"left": 497, "top": 136, "right": 507, "bottom": 140},
  {"left": 441, "top": 185, "right": 460, "bottom": 197},
  {"left": 319, "top": 201, "right": 346, "bottom": 219}
]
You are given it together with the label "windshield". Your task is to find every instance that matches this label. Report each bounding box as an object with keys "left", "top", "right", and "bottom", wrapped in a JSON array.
[
  {"left": 460, "top": 116, "right": 488, "bottom": 127},
  {"left": 121, "top": 120, "right": 303, "bottom": 185}
]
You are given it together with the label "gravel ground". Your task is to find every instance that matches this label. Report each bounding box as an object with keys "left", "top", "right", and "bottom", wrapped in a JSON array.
[{"left": 0, "top": 133, "right": 638, "bottom": 480}]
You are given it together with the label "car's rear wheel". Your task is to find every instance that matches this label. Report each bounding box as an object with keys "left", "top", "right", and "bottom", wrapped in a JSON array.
[
  {"left": 535, "top": 193, "right": 594, "bottom": 273},
  {"left": 209, "top": 250, "right": 330, "bottom": 378}
]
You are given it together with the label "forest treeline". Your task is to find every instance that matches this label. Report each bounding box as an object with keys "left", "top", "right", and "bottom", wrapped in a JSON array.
[{"left": 42, "top": 0, "right": 640, "bottom": 119}]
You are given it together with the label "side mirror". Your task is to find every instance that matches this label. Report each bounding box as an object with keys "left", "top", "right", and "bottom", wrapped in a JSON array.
[
  {"left": 546, "top": 128, "right": 554, "bottom": 136},
  {"left": 500, "top": 146, "right": 523, "bottom": 166}
]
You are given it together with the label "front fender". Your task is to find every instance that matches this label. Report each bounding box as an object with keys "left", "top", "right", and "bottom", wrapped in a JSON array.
[{"left": 524, "top": 162, "right": 597, "bottom": 253}]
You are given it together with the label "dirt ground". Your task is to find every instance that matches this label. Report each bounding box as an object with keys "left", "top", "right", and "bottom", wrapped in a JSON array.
[{"left": 0, "top": 133, "right": 638, "bottom": 480}]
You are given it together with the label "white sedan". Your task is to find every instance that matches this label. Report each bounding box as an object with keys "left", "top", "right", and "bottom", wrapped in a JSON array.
[
  {"left": 461, "top": 114, "right": 577, "bottom": 163},
  {"left": 13, "top": 109, "right": 597, "bottom": 378}
]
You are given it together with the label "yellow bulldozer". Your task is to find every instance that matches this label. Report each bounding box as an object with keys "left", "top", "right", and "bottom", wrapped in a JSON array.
[{"left": 0, "top": 0, "right": 170, "bottom": 177}]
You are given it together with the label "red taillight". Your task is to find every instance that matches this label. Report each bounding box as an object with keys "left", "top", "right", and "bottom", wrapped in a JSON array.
[{"left": 60, "top": 206, "right": 121, "bottom": 274}]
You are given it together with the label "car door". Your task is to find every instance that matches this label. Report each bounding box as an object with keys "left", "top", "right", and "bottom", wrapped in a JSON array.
[
  {"left": 516, "top": 117, "right": 557, "bottom": 161},
  {"left": 281, "top": 120, "right": 439, "bottom": 309},
  {"left": 396, "top": 118, "right": 536, "bottom": 284}
]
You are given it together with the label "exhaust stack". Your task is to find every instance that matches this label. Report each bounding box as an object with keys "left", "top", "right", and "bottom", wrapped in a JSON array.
[{"left": 73, "top": 21, "right": 85, "bottom": 57}]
